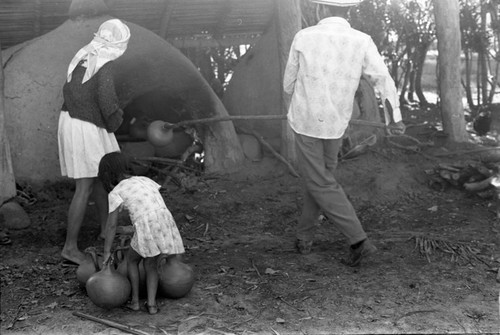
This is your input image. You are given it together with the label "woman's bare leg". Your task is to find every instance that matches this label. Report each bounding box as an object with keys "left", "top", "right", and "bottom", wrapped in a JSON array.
[{"left": 61, "top": 178, "right": 94, "bottom": 265}]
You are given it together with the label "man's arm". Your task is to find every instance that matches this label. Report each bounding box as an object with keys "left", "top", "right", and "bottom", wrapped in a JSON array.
[
  {"left": 383, "top": 99, "right": 406, "bottom": 135},
  {"left": 283, "top": 39, "right": 299, "bottom": 95},
  {"left": 362, "top": 38, "right": 404, "bottom": 131}
]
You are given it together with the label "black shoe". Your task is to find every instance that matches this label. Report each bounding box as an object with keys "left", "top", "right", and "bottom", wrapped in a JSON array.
[
  {"left": 296, "top": 239, "right": 313, "bottom": 255},
  {"left": 343, "top": 239, "right": 377, "bottom": 267}
]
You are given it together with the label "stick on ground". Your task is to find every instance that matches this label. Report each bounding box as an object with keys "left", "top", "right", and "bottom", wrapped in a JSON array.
[{"left": 73, "top": 311, "right": 151, "bottom": 335}]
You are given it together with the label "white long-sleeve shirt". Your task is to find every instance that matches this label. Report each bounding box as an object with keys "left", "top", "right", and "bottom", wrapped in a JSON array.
[{"left": 283, "top": 17, "right": 402, "bottom": 139}]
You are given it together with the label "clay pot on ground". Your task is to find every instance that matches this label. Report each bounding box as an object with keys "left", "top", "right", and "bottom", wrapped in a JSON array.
[
  {"left": 75, "top": 250, "right": 102, "bottom": 287},
  {"left": 0, "top": 201, "right": 30, "bottom": 230},
  {"left": 157, "top": 254, "right": 195, "bottom": 299},
  {"left": 86, "top": 257, "right": 131, "bottom": 310}
]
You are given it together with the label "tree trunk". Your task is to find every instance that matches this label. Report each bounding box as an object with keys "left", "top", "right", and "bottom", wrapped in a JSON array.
[
  {"left": 487, "top": 56, "right": 499, "bottom": 104},
  {"left": 276, "top": 0, "right": 301, "bottom": 165},
  {"left": 488, "top": 4, "right": 500, "bottom": 104},
  {"left": 463, "top": 50, "right": 475, "bottom": 108},
  {"left": 434, "top": 0, "right": 468, "bottom": 142},
  {"left": 480, "top": 4, "right": 489, "bottom": 104},
  {"left": 408, "top": 48, "right": 416, "bottom": 102},
  {"left": 0, "top": 42, "right": 16, "bottom": 204},
  {"left": 399, "top": 58, "right": 411, "bottom": 106},
  {"left": 415, "top": 42, "right": 430, "bottom": 105}
]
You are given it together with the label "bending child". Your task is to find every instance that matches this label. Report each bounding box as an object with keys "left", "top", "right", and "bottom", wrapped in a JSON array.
[{"left": 98, "top": 152, "right": 185, "bottom": 314}]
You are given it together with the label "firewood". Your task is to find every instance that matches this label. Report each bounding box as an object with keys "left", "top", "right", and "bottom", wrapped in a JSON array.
[
  {"left": 162, "top": 143, "right": 203, "bottom": 188},
  {"left": 428, "top": 176, "right": 447, "bottom": 192},
  {"left": 474, "top": 164, "right": 494, "bottom": 177},
  {"left": 439, "top": 170, "right": 452, "bottom": 180},
  {"left": 438, "top": 163, "right": 461, "bottom": 172},
  {"left": 463, "top": 176, "right": 494, "bottom": 192}
]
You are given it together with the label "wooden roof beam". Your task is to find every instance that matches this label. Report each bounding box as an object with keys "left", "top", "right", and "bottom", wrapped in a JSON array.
[
  {"left": 213, "top": 0, "right": 232, "bottom": 39},
  {"left": 159, "top": 0, "right": 177, "bottom": 39},
  {"left": 33, "top": 0, "right": 42, "bottom": 37},
  {"left": 168, "top": 33, "right": 261, "bottom": 49}
]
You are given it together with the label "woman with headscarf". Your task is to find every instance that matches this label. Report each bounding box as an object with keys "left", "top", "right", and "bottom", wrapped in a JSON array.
[{"left": 59, "top": 19, "right": 131, "bottom": 265}]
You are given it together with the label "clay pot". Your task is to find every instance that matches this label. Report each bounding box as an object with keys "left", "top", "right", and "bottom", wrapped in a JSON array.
[
  {"left": 86, "top": 256, "right": 131, "bottom": 310},
  {"left": 115, "top": 253, "right": 148, "bottom": 297},
  {"left": 76, "top": 250, "right": 101, "bottom": 287},
  {"left": 157, "top": 254, "right": 194, "bottom": 299},
  {"left": 147, "top": 120, "right": 174, "bottom": 147}
]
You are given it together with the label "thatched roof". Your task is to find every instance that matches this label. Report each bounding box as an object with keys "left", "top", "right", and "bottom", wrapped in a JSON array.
[{"left": 0, "top": 0, "right": 275, "bottom": 50}]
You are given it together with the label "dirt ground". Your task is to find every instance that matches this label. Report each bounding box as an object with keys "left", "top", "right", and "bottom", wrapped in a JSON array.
[{"left": 1, "top": 105, "right": 500, "bottom": 334}]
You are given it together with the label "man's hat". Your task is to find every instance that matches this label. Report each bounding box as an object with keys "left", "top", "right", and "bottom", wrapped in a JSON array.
[{"left": 310, "top": 0, "right": 362, "bottom": 6}]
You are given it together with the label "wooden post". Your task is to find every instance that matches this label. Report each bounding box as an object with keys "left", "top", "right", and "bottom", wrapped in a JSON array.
[
  {"left": 276, "top": 0, "right": 301, "bottom": 165},
  {"left": 434, "top": 0, "right": 468, "bottom": 142},
  {"left": 0, "top": 42, "right": 17, "bottom": 204}
]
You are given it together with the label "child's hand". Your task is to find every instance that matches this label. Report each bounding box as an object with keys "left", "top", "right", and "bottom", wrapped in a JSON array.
[{"left": 103, "top": 252, "right": 111, "bottom": 267}]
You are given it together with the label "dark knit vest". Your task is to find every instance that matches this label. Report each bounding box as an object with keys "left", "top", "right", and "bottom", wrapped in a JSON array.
[{"left": 62, "top": 62, "right": 122, "bottom": 132}]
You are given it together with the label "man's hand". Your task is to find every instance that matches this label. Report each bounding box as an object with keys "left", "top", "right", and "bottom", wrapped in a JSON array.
[{"left": 387, "top": 120, "right": 406, "bottom": 135}]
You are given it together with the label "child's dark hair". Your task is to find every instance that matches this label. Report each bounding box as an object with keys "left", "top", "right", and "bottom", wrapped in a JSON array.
[{"left": 98, "top": 152, "right": 132, "bottom": 193}]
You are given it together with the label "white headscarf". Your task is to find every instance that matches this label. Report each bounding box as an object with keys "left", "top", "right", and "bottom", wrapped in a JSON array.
[{"left": 67, "top": 19, "right": 131, "bottom": 84}]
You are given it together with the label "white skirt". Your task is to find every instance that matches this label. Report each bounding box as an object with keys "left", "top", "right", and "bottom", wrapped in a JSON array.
[{"left": 58, "top": 111, "right": 120, "bottom": 179}]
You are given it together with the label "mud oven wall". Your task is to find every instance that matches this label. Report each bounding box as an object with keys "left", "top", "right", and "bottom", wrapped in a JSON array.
[{"left": 3, "top": 16, "right": 236, "bottom": 184}]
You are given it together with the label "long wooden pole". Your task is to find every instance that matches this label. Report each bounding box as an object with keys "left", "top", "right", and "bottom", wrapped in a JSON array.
[
  {"left": 0, "top": 42, "right": 16, "bottom": 205},
  {"left": 73, "top": 312, "right": 151, "bottom": 335},
  {"left": 160, "top": 114, "right": 392, "bottom": 130}
]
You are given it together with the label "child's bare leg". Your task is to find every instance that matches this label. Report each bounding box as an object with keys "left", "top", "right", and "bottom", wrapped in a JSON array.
[
  {"left": 92, "top": 180, "right": 109, "bottom": 240},
  {"left": 144, "top": 256, "right": 159, "bottom": 314},
  {"left": 126, "top": 248, "right": 142, "bottom": 311}
]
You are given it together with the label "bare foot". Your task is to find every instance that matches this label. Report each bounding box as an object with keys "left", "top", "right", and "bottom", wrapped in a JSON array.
[
  {"left": 126, "top": 301, "right": 140, "bottom": 311},
  {"left": 61, "top": 248, "right": 87, "bottom": 265},
  {"left": 147, "top": 304, "right": 158, "bottom": 315}
]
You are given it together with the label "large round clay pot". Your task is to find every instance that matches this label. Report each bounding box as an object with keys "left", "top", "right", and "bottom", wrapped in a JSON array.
[
  {"left": 157, "top": 254, "right": 194, "bottom": 299},
  {"left": 76, "top": 251, "right": 101, "bottom": 287},
  {"left": 86, "top": 258, "right": 131, "bottom": 310}
]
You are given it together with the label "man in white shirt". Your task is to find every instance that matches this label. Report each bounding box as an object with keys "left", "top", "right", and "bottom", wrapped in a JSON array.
[{"left": 283, "top": 0, "right": 405, "bottom": 266}]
